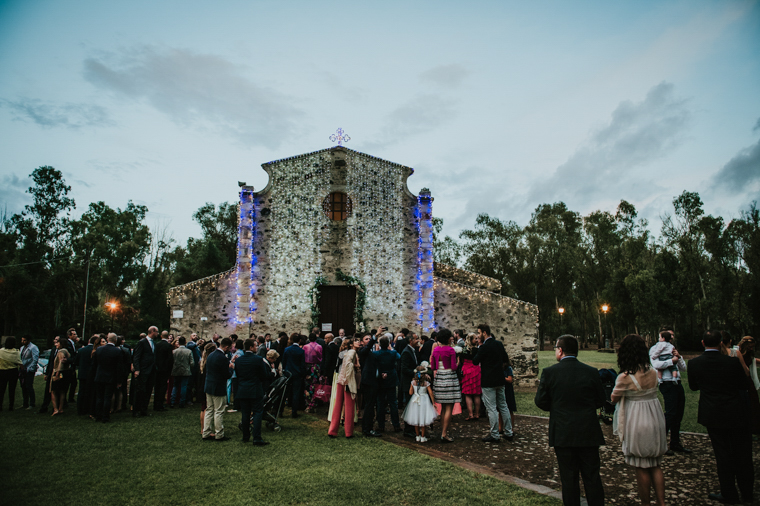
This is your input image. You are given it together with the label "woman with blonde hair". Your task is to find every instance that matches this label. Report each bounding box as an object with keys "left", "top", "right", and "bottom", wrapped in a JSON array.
[{"left": 328, "top": 337, "right": 360, "bottom": 438}]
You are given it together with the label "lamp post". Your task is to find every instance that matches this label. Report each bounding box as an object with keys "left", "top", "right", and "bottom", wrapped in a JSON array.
[
  {"left": 558, "top": 307, "right": 565, "bottom": 333},
  {"left": 105, "top": 301, "right": 118, "bottom": 332},
  {"left": 601, "top": 304, "right": 609, "bottom": 349}
]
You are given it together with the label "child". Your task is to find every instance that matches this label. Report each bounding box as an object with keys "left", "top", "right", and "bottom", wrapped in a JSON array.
[
  {"left": 403, "top": 365, "right": 438, "bottom": 442},
  {"left": 649, "top": 340, "right": 679, "bottom": 380}
]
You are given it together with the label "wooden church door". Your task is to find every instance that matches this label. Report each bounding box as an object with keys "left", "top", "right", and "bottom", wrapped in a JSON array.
[{"left": 318, "top": 286, "right": 356, "bottom": 336}]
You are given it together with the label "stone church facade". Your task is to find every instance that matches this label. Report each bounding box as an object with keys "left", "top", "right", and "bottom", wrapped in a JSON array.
[{"left": 167, "top": 146, "right": 539, "bottom": 386}]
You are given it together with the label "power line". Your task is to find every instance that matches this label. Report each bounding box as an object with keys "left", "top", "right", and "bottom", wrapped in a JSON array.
[{"left": 0, "top": 256, "right": 71, "bottom": 268}]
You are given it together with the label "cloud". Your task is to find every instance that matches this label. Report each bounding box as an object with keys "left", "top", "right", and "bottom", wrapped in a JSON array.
[
  {"left": 526, "top": 81, "right": 691, "bottom": 204},
  {"left": 1, "top": 98, "right": 113, "bottom": 129},
  {"left": 419, "top": 64, "right": 469, "bottom": 89},
  {"left": 365, "top": 94, "right": 457, "bottom": 149},
  {"left": 754, "top": 117, "right": 760, "bottom": 133},
  {"left": 711, "top": 138, "right": 760, "bottom": 195},
  {"left": 83, "top": 46, "right": 304, "bottom": 149},
  {"left": 0, "top": 174, "right": 31, "bottom": 217}
]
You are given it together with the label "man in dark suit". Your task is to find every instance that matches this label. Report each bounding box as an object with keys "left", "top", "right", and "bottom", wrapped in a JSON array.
[
  {"left": 320, "top": 333, "right": 337, "bottom": 383},
  {"left": 375, "top": 334, "right": 402, "bottom": 432},
  {"left": 93, "top": 333, "right": 124, "bottom": 423},
  {"left": 74, "top": 336, "right": 95, "bottom": 416},
  {"left": 203, "top": 337, "right": 233, "bottom": 441},
  {"left": 420, "top": 332, "right": 435, "bottom": 363},
  {"left": 281, "top": 334, "right": 305, "bottom": 418},
  {"left": 153, "top": 331, "right": 174, "bottom": 412},
  {"left": 689, "top": 330, "right": 753, "bottom": 504},
  {"left": 535, "top": 335, "right": 605, "bottom": 506},
  {"left": 359, "top": 337, "right": 382, "bottom": 437},
  {"left": 400, "top": 333, "right": 419, "bottom": 437},
  {"left": 394, "top": 328, "right": 409, "bottom": 408},
  {"left": 473, "top": 323, "right": 514, "bottom": 442},
  {"left": 234, "top": 338, "right": 275, "bottom": 445},
  {"left": 132, "top": 326, "right": 158, "bottom": 417}
]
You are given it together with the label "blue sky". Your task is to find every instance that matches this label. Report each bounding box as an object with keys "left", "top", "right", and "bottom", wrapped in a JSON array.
[{"left": 1, "top": 0, "right": 758, "bottom": 245}]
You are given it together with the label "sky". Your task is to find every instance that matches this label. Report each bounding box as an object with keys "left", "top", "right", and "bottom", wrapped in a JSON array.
[{"left": 1, "top": 0, "right": 758, "bottom": 246}]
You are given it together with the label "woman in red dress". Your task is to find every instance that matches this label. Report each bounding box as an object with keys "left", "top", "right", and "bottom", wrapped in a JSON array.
[{"left": 460, "top": 333, "right": 482, "bottom": 420}]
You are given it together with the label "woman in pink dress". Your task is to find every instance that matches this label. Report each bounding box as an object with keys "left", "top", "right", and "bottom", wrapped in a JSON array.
[{"left": 460, "top": 333, "right": 482, "bottom": 420}]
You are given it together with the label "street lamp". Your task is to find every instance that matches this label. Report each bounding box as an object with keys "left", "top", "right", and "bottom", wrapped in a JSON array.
[
  {"left": 601, "top": 304, "right": 609, "bottom": 348},
  {"left": 105, "top": 301, "right": 118, "bottom": 332},
  {"left": 558, "top": 307, "right": 565, "bottom": 333}
]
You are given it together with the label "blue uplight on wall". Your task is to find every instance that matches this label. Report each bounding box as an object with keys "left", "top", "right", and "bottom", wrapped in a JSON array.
[
  {"left": 234, "top": 186, "right": 256, "bottom": 325},
  {"left": 416, "top": 188, "right": 435, "bottom": 332}
]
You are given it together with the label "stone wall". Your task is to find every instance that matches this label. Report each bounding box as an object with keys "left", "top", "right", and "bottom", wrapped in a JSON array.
[{"left": 433, "top": 277, "right": 539, "bottom": 387}]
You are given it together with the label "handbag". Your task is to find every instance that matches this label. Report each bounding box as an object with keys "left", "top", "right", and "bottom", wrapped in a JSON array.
[{"left": 314, "top": 380, "right": 331, "bottom": 402}]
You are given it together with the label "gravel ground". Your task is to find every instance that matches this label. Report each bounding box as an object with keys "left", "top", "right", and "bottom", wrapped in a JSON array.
[{"left": 373, "top": 412, "right": 760, "bottom": 505}]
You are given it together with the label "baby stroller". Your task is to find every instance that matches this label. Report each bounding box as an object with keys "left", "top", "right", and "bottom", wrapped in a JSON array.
[
  {"left": 241, "top": 371, "right": 291, "bottom": 433},
  {"left": 598, "top": 368, "right": 617, "bottom": 425},
  {"left": 262, "top": 371, "right": 291, "bottom": 432}
]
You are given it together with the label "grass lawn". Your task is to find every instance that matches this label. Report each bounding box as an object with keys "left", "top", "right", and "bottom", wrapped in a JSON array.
[
  {"left": 514, "top": 350, "right": 703, "bottom": 433},
  {"left": 0, "top": 379, "right": 559, "bottom": 506}
]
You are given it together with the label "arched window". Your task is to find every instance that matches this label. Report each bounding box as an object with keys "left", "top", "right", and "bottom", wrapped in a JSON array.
[{"left": 323, "top": 192, "right": 352, "bottom": 221}]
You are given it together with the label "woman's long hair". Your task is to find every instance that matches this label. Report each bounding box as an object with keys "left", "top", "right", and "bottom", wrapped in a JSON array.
[
  {"left": 199, "top": 342, "right": 216, "bottom": 374},
  {"left": 617, "top": 334, "right": 651, "bottom": 375},
  {"left": 465, "top": 333, "right": 478, "bottom": 353},
  {"left": 738, "top": 336, "right": 756, "bottom": 360}
]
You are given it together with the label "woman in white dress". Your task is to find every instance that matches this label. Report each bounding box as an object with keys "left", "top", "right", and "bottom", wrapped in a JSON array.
[{"left": 611, "top": 334, "right": 668, "bottom": 506}]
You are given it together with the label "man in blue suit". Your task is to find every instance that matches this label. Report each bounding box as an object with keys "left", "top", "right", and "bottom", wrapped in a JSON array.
[
  {"left": 374, "top": 334, "right": 401, "bottom": 433},
  {"left": 234, "top": 338, "right": 275, "bottom": 445},
  {"left": 282, "top": 334, "right": 305, "bottom": 418},
  {"left": 203, "top": 337, "right": 233, "bottom": 441},
  {"left": 93, "top": 334, "right": 125, "bottom": 423}
]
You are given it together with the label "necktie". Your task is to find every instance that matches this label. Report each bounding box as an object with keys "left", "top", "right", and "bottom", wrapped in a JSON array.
[{"left": 149, "top": 340, "right": 154, "bottom": 352}]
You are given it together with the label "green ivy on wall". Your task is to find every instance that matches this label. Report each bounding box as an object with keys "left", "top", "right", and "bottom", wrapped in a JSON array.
[{"left": 310, "top": 270, "right": 367, "bottom": 330}]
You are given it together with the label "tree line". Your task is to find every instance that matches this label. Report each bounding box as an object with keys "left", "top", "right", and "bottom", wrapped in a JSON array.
[
  {"left": 2, "top": 166, "right": 757, "bottom": 350},
  {"left": 434, "top": 194, "right": 759, "bottom": 350},
  {"left": 0, "top": 166, "right": 238, "bottom": 345}
]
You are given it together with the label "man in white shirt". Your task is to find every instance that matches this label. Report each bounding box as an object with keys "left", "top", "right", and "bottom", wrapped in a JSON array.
[{"left": 650, "top": 329, "right": 690, "bottom": 455}]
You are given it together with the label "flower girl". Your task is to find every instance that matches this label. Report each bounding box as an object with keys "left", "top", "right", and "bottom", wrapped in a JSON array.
[{"left": 403, "top": 363, "right": 438, "bottom": 442}]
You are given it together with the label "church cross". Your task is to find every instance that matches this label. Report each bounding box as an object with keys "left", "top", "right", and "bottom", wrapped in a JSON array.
[{"left": 329, "top": 128, "right": 351, "bottom": 146}]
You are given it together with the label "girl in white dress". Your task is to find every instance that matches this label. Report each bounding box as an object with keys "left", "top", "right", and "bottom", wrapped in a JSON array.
[{"left": 403, "top": 365, "right": 438, "bottom": 442}]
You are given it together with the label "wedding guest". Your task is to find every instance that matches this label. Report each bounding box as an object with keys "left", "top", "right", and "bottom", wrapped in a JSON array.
[
  {"left": 474, "top": 324, "right": 514, "bottom": 442},
  {"left": 171, "top": 336, "right": 195, "bottom": 408},
  {"left": 50, "top": 337, "right": 73, "bottom": 416},
  {"left": 611, "top": 334, "right": 668, "bottom": 506},
  {"left": 304, "top": 333, "right": 323, "bottom": 412},
  {"left": 0, "top": 337, "right": 22, "bottom": 411},
  {"left": 400, "top": 333, "right": 420, "bottom": 437},
  {"left": 198, "top": 342, "right": 216, "bottom": 433},
  {"left": 375, "top": 334, "right": 402, "bottom": 433},
  {"left": 431, "top": 328, "right": 461, "bottom": 442},
  {"left": 328, "top": 337, "right": 360, "bottom": 438},
  {"left": 282, "top": 333, "right": 305, "bottom": 418},
  {"left": 19, "top": 336, "right": 39, "bottom": 410},
  {"left": 689, "top": 330, "right": 753, "bottom": 504},
  {"left": 403, "top": 364, "right": 437, "bottom": 442},
  {"left": 460, "top": 333, "right": 482, "bottom": 421}
]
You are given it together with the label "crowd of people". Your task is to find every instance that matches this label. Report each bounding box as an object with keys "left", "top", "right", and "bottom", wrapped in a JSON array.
[
  {"left": 0, "top": 323, "right": 517, "bottom": 447},
  {"left": 3, "top": 322, "right": 757, "bottom": 505},
  {"left": 536, "top": 329, "right": 757, "bottom": 506}
]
